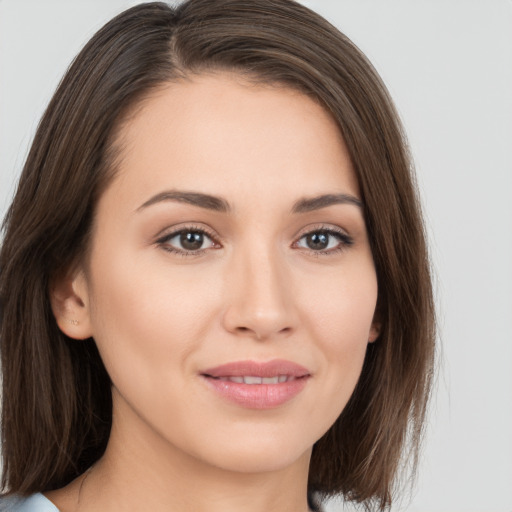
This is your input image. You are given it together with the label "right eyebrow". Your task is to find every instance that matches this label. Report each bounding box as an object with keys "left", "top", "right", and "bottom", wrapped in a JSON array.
[
  {"left": 136, "top": 190, "right": 231, "bottom": 213},
  {"left": 135, "top": 189, "right": 363, "bottom": 215}
]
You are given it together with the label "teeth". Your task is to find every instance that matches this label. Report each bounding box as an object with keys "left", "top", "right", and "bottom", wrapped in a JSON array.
[
  {"left": 243, "top": 376, "right": 262, "bottom": 384},
  {"left": 215, "top": 375, "right": 294, "bottom": 384}
]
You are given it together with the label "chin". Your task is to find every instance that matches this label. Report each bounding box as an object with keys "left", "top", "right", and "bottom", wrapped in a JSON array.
[
  {"left": 209, "top": 446, "right": 311, "bottom": 475},
  {"left": 189, "top": 428, "right": 315, "bottom": 475}
]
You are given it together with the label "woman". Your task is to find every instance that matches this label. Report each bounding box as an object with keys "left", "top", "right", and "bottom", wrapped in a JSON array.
[{"left": 0, "top": 1, "right": 435, "bottom": 511}]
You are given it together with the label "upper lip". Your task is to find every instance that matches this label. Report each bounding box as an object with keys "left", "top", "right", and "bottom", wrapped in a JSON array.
[{"left": 201, "top": 359, "right": 310, "bottom": 378}]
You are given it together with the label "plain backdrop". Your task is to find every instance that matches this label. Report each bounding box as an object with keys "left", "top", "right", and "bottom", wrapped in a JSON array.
[{"left": 1, "top": 1, "right": 511, "bottom": 511}]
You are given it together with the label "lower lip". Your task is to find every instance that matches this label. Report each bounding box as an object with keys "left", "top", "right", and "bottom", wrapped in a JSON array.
[{"left": 202, "top": 376, "right": 309, "bottom": 409}]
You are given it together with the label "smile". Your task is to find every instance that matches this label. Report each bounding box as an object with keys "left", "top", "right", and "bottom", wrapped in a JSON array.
[
  {"left": 210, "top": 375, "right": 298, "bottom": 384},
  {"left": 201, "top": 359, "right": 311, "bottom": 409}
]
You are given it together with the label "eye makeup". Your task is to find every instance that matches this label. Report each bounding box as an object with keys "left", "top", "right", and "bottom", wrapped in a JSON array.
[{"left": 155, "top": 223, "right": 354, "bottom": 258}]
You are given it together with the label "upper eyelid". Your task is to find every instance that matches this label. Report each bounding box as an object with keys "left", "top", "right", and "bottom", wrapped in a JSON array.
[
  {"left": 155, "top": 227, "right": 218, "bottom": 256},
  {"left": 155, "top": 223, "right": 219, "bottom": 242},
  {"left": 156, "top": 223, "right": 350, "bottom": 241},
  {"left": 294, "top": 223, "right": 350, "bottom": 238},
  {"left": 156, "top": 223, "right": 352, "bottom": 254}
]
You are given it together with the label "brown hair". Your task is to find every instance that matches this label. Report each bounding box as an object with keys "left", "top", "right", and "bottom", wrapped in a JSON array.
[{"left": 0, "top": 1, "right": 435, "bottom": 510}]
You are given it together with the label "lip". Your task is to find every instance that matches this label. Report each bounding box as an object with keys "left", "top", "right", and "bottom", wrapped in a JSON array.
[
  {"left": 202, "top": 359, "right": 310, "bottom": 378},
  {"left": 200, "top": 359, "right": 311, "bottom": 409}
]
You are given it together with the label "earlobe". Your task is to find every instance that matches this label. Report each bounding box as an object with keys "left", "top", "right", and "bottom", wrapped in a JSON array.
[{"left": 50, "top": 268, "right": 93, "bottom": 340}]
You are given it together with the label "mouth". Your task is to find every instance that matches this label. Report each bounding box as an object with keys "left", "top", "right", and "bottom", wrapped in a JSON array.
[
  {"left": 206, "top": 375, "right": 302, "bottom": 384},
  {"left": 200, "top": 359, "right": 311, "bottom": 409},
  {"left": 201, "top": 358, "right": 310, "bottom": 379}
]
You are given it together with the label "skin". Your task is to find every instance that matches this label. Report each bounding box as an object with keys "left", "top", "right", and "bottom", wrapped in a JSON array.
[{"left": 48, "top": 73, "right": 380, "bottom": 512}]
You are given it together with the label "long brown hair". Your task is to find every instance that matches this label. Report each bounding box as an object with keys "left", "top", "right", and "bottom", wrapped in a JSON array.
[{"left": 0, "top": 1, "right": 435, "bottom": 510}]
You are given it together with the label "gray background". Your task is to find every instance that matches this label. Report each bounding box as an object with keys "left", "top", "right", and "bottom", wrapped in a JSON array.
[{"left": 1, "top": 1, "right": 511, "bottom": 510}]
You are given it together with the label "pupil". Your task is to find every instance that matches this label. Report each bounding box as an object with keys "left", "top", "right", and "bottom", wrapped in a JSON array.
[
  {"left": 308, "top": 232, "right": 328, "bottom": 250},
  {"left": 180, "top": 231, "right": 203, "bottom": 250}
]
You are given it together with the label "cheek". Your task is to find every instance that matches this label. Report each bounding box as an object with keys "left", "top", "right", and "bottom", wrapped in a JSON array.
[
  {"left": 85, "top": 248, "right": 209, "bottom": 384},
  {"left": 299, "top": 262, "right": 377, "bottom": 405},
  {"left": 302, "top": 259, "right": 377, "bottom": 344}
]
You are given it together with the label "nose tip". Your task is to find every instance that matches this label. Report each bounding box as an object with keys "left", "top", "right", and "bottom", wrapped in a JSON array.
[{"left": 221, "top": 252, "right": 297, "bottom": 341}]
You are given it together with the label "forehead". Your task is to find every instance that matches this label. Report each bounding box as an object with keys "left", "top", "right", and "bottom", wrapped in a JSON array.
[{"left": 105, "top": 72, "right": 359, "bottom": 210}]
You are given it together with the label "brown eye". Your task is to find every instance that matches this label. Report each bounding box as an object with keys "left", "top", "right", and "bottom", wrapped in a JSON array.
[
  {"left": 159, "top": 228, "right": 216, "bottom": 255},
  {"left": 296, "top": 229, "right": 353, "bottom": 254},
  {"left": 304, "top": 232, "right": 329, "bottom": 250},
  {"left": 180, "top": 231, "right": 205, "bottom": 251}
]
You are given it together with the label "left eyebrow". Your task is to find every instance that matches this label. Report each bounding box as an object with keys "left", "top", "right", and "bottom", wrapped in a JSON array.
[
  {"left": 135, "top": 189, "right": 362, "bottom": 215},
  {"left": 291, "top": 193, "right": 363, "bottom": 213}
]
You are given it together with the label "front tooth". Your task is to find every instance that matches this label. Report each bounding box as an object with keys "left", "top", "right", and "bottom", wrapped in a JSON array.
[
  {"left": 243, "top": 376, "right": 262, "bottom": 384},
  {"left": 262, "top": 376, "right": 279, "bottom": 384},
  {"left": 228, "top": 376, "right": 244, "bottom": 383},
  {"left": 278, "top": 375, "right": 287, "bottom": 383}
]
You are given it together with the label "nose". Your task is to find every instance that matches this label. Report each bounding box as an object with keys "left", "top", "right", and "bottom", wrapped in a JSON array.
[{"left": 222, "top": 243, "right": 298, "bottom": 341}]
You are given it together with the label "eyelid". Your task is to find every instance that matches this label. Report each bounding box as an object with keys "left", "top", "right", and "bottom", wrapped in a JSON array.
[
  {"left": 155, "top": 224, "right": 222, "bottom": 257},
  {"left": 294, "top": 223, "right": 350, "bottom": 239},
  {"left": 155, "top": 222, "right": 353, "bottom": 258},
  {"left": 293, "top": 223, "right": 354, "bottom": 255},
  {"left": 154, "top": 223, "right": 219, "bottom": 242}
]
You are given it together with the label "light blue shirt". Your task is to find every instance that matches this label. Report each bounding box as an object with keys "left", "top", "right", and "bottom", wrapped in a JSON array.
[{"left": 0, "top": 493, "right": 59, "bottom": 512}]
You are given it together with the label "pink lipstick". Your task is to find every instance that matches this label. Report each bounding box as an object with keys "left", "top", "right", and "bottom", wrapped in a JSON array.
[{"left": 201, "top": 359, "right": 310, "bottom": 409}]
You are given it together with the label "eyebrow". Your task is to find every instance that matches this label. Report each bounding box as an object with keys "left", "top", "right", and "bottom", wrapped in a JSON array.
[
  {"left": 136, "top": 190, "right": 362, "bottom": 214},
  {"left": 291, "top": 193, "right": 362, "bottom": 213},
  {"left": 137, "top": 190, "right": 231, "bottom": 213}
]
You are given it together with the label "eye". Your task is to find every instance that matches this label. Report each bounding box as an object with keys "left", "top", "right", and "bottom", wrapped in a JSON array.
[
  {"left": 295, "top": 227, "right": 353, "bottom": 255},
  {"left": 157, "top": 227, "right": 218, "bottom": 256}
]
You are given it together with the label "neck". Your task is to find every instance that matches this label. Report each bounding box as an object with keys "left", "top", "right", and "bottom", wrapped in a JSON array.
[{"left": 54, "top": 391, "right": 313, "bottom": 512}]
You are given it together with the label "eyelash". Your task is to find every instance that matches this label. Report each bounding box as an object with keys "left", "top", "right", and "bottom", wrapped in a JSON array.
[{"left": 156, "top": 224, "right": 353, "bottom": 258}]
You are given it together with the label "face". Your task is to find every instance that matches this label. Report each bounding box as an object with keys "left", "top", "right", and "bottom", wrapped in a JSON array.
[{"left": 58, "top": 73, "right": 379, "bottom": 475}]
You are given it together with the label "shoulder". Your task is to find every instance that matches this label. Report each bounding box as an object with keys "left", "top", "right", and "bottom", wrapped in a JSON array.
[{"left": 0, "top": 493, "right": 60, "bottom": 512}]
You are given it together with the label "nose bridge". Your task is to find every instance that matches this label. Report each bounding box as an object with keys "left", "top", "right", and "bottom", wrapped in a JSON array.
[{"left": 222, "top": 233, "right": 296, "bottom": 340}]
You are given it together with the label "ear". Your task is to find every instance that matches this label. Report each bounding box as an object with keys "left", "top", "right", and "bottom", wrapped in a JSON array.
[
  {"left": 50, "top": 267, "right": 93, "bottom": 340},
  {"left": 368, "top": 321, "right": 381, "bottom": 343},
  {"left": 367, "top": 298, "right": 383, "bottom": 343}
]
